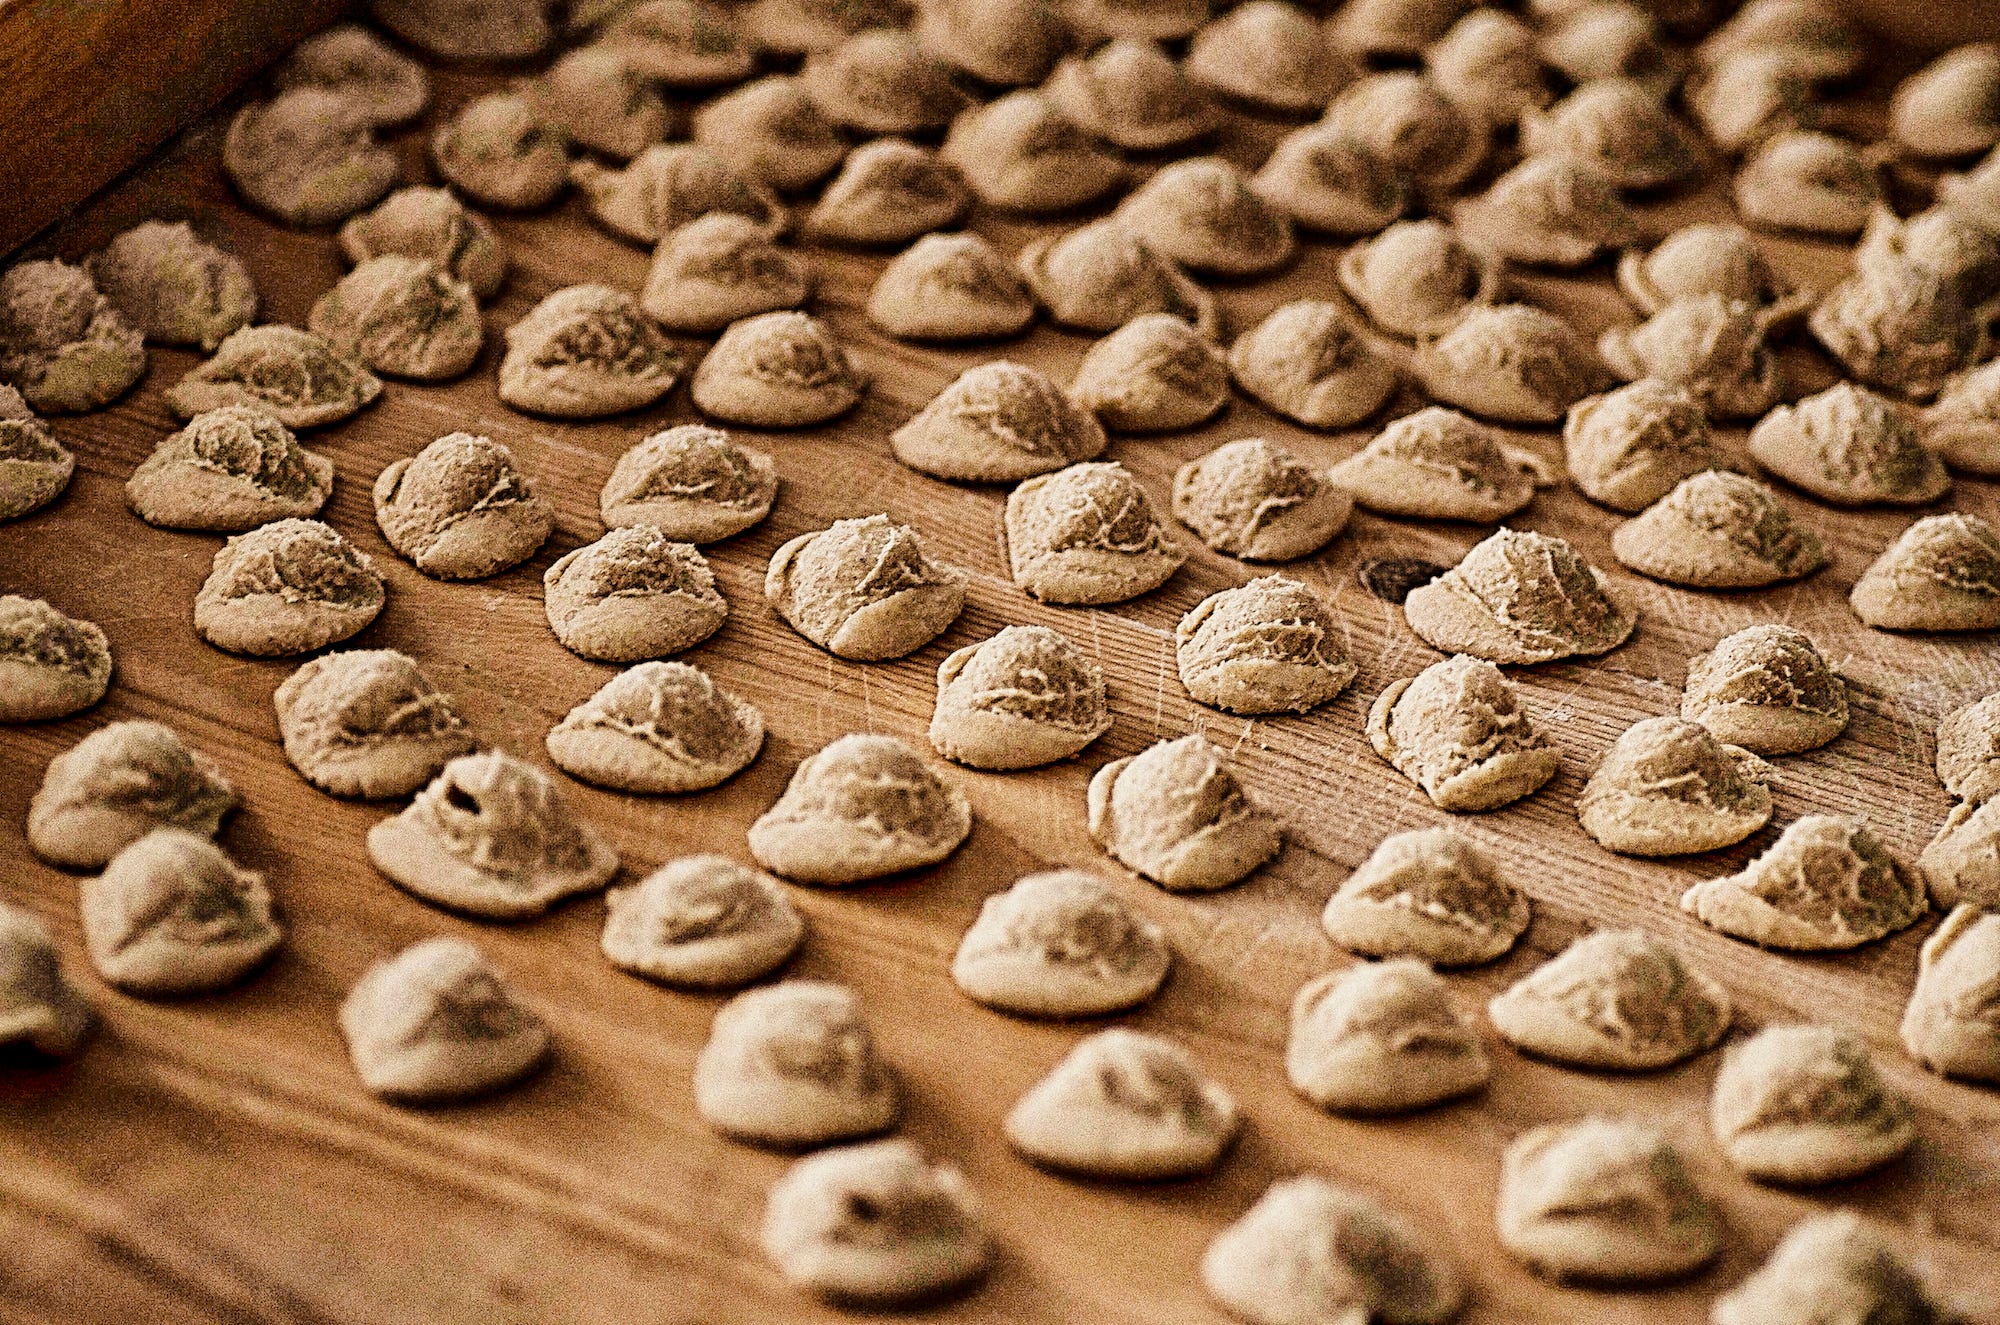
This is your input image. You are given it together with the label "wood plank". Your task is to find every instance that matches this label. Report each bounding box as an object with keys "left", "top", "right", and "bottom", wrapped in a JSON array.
[
  {"left": 4, "top": 52, "right": 2000, "bottom": 1325},
  {"left": 0, "top": 0, "right": 349, "bottom": 256}
]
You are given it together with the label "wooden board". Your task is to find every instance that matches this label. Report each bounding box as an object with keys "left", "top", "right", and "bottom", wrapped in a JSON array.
[
  {"left": 0, "top": 0, "right": 350, "bottom": 255},
  {"left": 4, "top": 57, "right": 2000, "bottom": 1325}
]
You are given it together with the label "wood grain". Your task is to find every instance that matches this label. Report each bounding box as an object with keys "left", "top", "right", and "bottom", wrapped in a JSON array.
[{"left": 3, "top": 54, "right": 2000, "bottom": 1325}]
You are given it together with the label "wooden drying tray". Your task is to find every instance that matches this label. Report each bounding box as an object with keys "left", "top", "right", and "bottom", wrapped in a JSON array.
[
  {"left": 3, "top": 16, "right": 2000, "bottom": 1325},
  {"left": 0, "top": 0, "right": 347, "bottom": 256}
]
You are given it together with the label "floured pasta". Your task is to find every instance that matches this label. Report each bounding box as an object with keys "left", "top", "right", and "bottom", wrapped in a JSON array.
[
  {"left": 1688, "top": 49, "right": 1816, "bottom": 156},
  {"left": 339, "top": 936, "right": 549, "bottom": 1102},
  {"left": 1402, "top": 528, "right": 1637, "bottom": 665},
  {"left": 1453, "top": 157, "right": 1638, "bottom": 269},
  {"left": 1564, "top": 379, "right": 1719, "bottom": 513},
  {"left": 1176, "top": 576, "right": 1355, "bottom": 716},
  {"left": 1809, "top": 261, "right": 1985, "bottom": 402},
  {"left": 1338, "top": 220, "right": 1501, "bottom": 340},
  {"left": 1612, "top": 469, "right": 1828, "bottom": 588},
  {"left": 1173, "top": 437, "right": 1353, "bottom": 562},
  {"left": 1412, "top": 303, "right": 1610, "bottom": 425},
  {"left": 1329, "top": 407, "right": 1554, "bottom": 523},
  {"left": 193, "top": 518, "right": 385, "bottom": 657},
  {"left": 1324, "top": 71, "right": 1486, "bottom": 192},
  {"left": 573, "top": 145, "right": 786, "bottom": 248},
  {"left": 1698, "top": 0, "right": 1866, "bottom": 81},
  {"left": 640, "top": 215, "right": 811, "bottom": 336},
  {"left": 307, "top": 255, "right": 483, "bottom": 383},
  {"left": 431, "top": 91, "right": 569, "bottom": 211},
  {"left": 950, "top": 870, "right": 1168, "bottom": 1017},
  {"left": 27, "top": 720, "right": 237, "bottom": 870},
  {"left": 1004, "top": 461, "right": 1184, "bottom": 605},
  {"left": 691, "top": 77, "right": 846, "bottom": 194},
  {"left": 529, "top": 46, "right": 675, "bottom": 161},
  {"left": 599, "top": 424, "right": 777, "bottom": 543},
  {"left": 1321, "top": 826, "right": 1530, "bottom": 966},
  {"left": 367, "top": 751, "right": 619, "bottom": 920},
  {"left": 1250, "top": 123, "right": 1409, "bottom": 238},
  {"left": 82, "top": 829, "right": 282, "bottom": 996},
  {"left": 547, "top": 661, "right": 764, "bottom": 794},
  {"left": 1734, "top": 130, "right": 1882, "bottom": 237},
  {"left": 1749, "top": 381, "right": 1950, "bottom": 507},
  {"left": 224, "top": 89, "right": 399, "bottom": 226},
  {"left": 866, "top": 233, "right": 1036, "bottom": 343},
  {"left": 760, "top": 1140, "right": 989, "bottom": 1306},
  {"left": 1576, "top": 716, "right": 1775, "bottom": 856},
  {"left": 1854, "top": 204, "right": 2000, "bottom": 309},
  {"left": 1616, "top": 221, "right": 1806, "bottom": 319},
  {"left": 1427, "top": 7, "right": 1550, "bottom": 128},
  {"left": 1488, "top": 928, "right": 1732, "bottom": 1069},
  {"left": 1069, "top": 314, "right": 1228, "bottom": 434},
  {"left": 916, "top": 0, "right": 1067, "bottom": 88},
  {"left": 1681, "top": 624, "right": 1849, "bottom": 754},
  {"left": 748, "top": 733, "right": 972, "bottom": 884},
  {"left": 498, "top": 284, "right": 684, "bottom": 418},
  {"left": 694, "top": 980, "right": 900, "bottom": 1145},
  {"left": 1710, "top": 1024, "right": 1915, "bottom": 1184},
  {"left": 1496, "top": 1118, "right": 1721, "bottom": 1283},
  {"left": 1004, "top": 1029, "right": 1238, "bottom": 1179},
  {"left": 601, "top": 855, "right": 802, "bottom": 989},
  {"left": 1086, "top": 733, "right": 1281, "bottom": 892},
  {"left": 1902, "top": 904, "right": 2000, "bottom": 1082},
  {"left": 1367, "top": 654, "right": 1561, "bottom": 812},
  {"left": 1184, "top": 1, "right": 1343, "bottom": 114},
  {"left": 1539, "top": 0, "right": 1679, "bottom": 92},
  {"left": 274, "top": 649, "right": 475, "bottom": 800},
  {"left": 1520, "top": 77, "right": 1698, "bottom": 190},
  {"left": 167, "top": 325, "right": 381, "bottom": 430},
  {"left": 1288, "top": 959, "right": 1490, "bottom": 1114},
  {"left": 1890, "top": 41, "right": 2000, "bottom": 162},
  {"left": 543, "top": 528, "right": 726, "bottom": 662},
  {"left": 1203, "top": 1178, "right": 1463, "bottom": 1325},
  {"left": 802, "top": 139, "right": 970, "bottom": 247},
  {"left": 0, "top": 595, "right": 111, "bottom": 723},
  {"left": 1851, "top": 512, "right": 2000, "bottom": 632},
  {"left": 1597, "top": 296, "right": 1780, "bottom": 421},
  {"left": 1016, "top": 220, "right": 1218, "bottom": 337},
  {"left": 1114, "top": 157, "right": 1294, "bottom": 277},
  {"left": 0, "top": 903, "right": 93, "bottom": 1059},
  {"left": 86, "top": 221, "right": 256, "bottom": 351},
  {"left": 274, "top": 23, "right": 430, "bottom": 128},
  {"left": 1715, "top": 1213, "right": 1949, "bottom": 1325},
  {"left": 800, "top": 29, "right": 970, "bottom": 136},
  {"left": 0, "top": 386, "right": 73, "bottom": 521},
  {"left": 765, "top": 515, "right": 966, "bottom": 660},
  {"left": 940, "top": 92, "right": 1124, "bottom": 217},
  {"left": 690, "top": 311, "right": 866, "bottom": 428},
  {"left": 595, "top": 0, "right": 756, "bottom": 87},
  {"left": 1937, "top": 691, "right": 2000, "bottom": 804},
  {"left": 1683, "top": 814, "right": 1927, "bottom": 951},
  {"left": 0, "top": 259, "right": 147, "bottom": 415},
  {"left": 1921, "top": 361, "right": 2000, "bottom": 477},
  {"left": 1043, "top": 39, "right": 1213, "bottom": 152},
  {"left": 929, "top": 625, "right": 1111, "bottom": 770},
  {"left": 373, "top": 432, "right": 552, "bottom": 581},
  {"left": 1328, "top": 0, "right": 1470, "bottom": 61},
  {"left": 338, "top": 187, "right": 506, "bottom": 301},
  {"left": 371, "top": 0, "right": 552, "bottom": 59},
  {"left": 1229, "top": 301, "right": 1398, "bottom": 429},
  {"left": 126, "top": 405, "right": 332, "bottom": 533},
  {"left": 891, "top": 360, "right": 1105, "bottom": 482}
]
